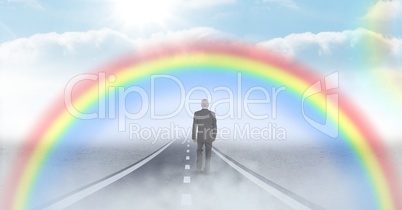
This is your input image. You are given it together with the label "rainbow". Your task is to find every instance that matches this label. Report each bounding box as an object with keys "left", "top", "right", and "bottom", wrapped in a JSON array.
[{"left": 2, "top": 41, "right": 401, "bottom": 210}]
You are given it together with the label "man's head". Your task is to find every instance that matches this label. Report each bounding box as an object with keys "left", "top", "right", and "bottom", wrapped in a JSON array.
[{"left": 201, "top": 99, "right": 209, "bottom": 109}]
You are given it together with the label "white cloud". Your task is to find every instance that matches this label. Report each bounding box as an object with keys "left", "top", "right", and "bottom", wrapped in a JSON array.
[
  {"left": 0, "top": 28, "right": 135, "bottom": 75},
  {"left": 363, "top": 0, "right": 402, "bottom": 21},
  {"left": 262, "top": 0, "right": 299, "bottom": 9},
  {"left": 258, "top": 28, "right": 402, "bottom": 71},
  {"left": 0, "top": 27, "right": 228, "bottom": 74},
  {"left": 259, "top": 30, "right": 350, "bottom": 58},
  {"left": 147, "top": 27, "right": 231, "bottom": 42}
]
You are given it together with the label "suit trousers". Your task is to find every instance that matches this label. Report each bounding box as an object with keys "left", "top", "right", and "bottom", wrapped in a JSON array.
[{"left": 196, "top": 140, "right": 213, "bottom": 172}]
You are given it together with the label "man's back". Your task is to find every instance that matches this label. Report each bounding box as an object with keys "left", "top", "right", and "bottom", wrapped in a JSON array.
[
  {"left": 192, "top": 109, "right": 217, "bottom": 142},
  {"left": 192, "top": 99, "right": 217, "bottom": 173}
]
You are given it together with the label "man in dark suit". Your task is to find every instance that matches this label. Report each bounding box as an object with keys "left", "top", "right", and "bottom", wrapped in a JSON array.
[{"left": 192, "top": 99, "right": 217, "bottom": 173}]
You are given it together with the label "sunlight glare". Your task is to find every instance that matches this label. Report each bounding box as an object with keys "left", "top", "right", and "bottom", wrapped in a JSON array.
[{"left": 112, "top": 0, "right": 175, "bottom": 27}]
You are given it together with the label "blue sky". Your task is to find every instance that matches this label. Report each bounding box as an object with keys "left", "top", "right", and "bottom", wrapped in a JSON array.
[
  {"left": 1, "top": 0, "right": 398, "bottom": 43},
  {"left": 1, "top": 0, "right": 402, "bottom": 141}
]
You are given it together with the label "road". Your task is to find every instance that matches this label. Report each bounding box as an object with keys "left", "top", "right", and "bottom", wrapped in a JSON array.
[{"left": 39, "top": 140, "right": 321, "bottom": 210}]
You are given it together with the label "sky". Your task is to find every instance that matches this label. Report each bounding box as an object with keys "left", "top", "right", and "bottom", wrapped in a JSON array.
[
  {"left": 1, "top": 0, "right": 400, "bottom": 42},
  {"left": 1, "top": 0, "right": 402, "bottom": 142}
]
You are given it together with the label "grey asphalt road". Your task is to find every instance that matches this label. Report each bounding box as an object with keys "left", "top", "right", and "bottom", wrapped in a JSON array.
[{"left": 40, "top": 140, "right": 320, "bottom": 210}]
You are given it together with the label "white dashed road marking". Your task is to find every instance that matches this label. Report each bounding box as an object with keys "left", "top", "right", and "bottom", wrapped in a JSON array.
[
  {"left": 183, "top": 176, "right": 191, "bottom": 183},
  {"left": 182, "top": 143, "right": 192, "bottom": 206}
]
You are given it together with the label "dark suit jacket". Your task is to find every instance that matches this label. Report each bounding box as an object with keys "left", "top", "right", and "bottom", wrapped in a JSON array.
[{"left": 192, "top": 109, "right": 217, "bottom": 142}]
